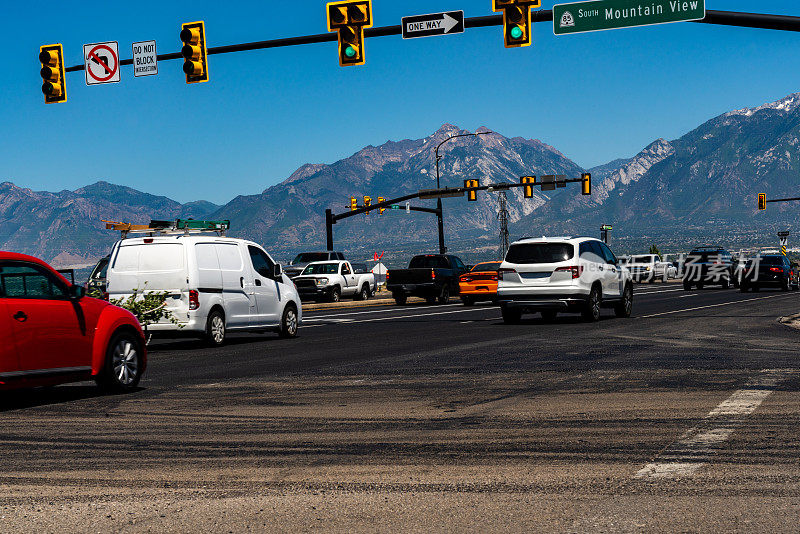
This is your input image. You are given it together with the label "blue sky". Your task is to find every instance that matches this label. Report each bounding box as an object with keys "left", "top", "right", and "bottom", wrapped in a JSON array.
[{"left": 3, "top": 1, "right": 800, "bottom": 204}]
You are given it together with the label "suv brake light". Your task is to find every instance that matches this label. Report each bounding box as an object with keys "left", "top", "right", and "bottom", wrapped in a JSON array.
[
  {"left": 769, "top": 267, "right": 783, "bottom": 273},
  {"left": 431, "top": 269, "right": 436, "bottom": 280},
  {"left": 189, "top": 290, "right": 199, "bottom": 310},
  {"left": 555, "top": 265, "right": 583, "bottom": 279}
]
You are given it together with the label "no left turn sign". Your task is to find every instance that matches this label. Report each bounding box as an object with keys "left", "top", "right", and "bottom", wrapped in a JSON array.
[{"left": 84, "top": 41, "right": 121, "bottom": 85}]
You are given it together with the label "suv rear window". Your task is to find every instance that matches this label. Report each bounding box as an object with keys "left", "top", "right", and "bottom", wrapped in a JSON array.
[
  {"left": 505, "top": 243, "right": 574, "bottom": 264},
  {"left": 759, "top": 256, "right": 784, "bottom": 266}
]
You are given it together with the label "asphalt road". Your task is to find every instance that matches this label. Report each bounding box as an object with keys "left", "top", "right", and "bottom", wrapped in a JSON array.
[{"left": 1, "top": 283, "right": 800, "bottom": 532}]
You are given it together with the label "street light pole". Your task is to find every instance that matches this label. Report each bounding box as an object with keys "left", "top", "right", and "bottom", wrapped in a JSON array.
[{"left": 433, "top": 131, "right": 492, "bottom": 254}]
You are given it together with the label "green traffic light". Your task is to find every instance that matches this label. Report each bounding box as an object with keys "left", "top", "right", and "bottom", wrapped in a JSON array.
[
  {"left": 510, "top": 26, "right": 524, "bottom": 40},
  {"left": 345, "top": 45, "right": 357, "bottom": 58}
]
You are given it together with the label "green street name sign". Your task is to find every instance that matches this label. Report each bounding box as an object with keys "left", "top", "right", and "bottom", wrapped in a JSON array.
[{"left": 554, "top": 0, "right": 705, "bottom": 35}]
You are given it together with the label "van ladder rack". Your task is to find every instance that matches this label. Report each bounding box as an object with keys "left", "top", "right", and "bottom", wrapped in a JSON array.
[{"left": 103, "top": 219, "right": 231, "bottom": 238}]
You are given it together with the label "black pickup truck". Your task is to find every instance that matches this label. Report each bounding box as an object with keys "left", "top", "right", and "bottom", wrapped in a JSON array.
[{"left": 386, "top": 254, "right": 469, "bottom": 305}]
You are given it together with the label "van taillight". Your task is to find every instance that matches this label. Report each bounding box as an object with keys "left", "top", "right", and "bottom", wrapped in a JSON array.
[
  {"left": 555, "top": 266, "right": 583, "bottom": 279},
  {"left": 431, "top": 269, "right": 436, "bottom": 280},
  {"left": 189, "top": 290, "right": 199, "bottom": 310}
]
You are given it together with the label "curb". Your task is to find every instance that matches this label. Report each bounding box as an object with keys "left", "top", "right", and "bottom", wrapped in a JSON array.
[
  {"left": 301, "top": 293, "right": 427, "bottom": 312},
  {"left": 779, "top": 312, "right": 800, "bottom": 326}
]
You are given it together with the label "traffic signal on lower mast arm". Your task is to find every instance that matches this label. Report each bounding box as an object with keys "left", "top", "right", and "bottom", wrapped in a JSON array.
[
  {"left": 350, "top": 197, "right": 358, "bottom": 211},
  {"left": 758, "top": 193, "right": 767, "bottom": 210},
  {"left": 39, "top": 44, "right": 66, "bottom": 104},
  {"left": 180, "top": 21, "right": 208, "bottom": 83},
  {"left": 465, "top": 179, "right": 479, "bottom": 202},
  {"left": 327, "top": 1, "right": 373, "bottom": 66},
  {"left": 520, "top": 176, "right": 536, "bottom": 198},
  {"left": 363, "top": 196, "right": 372, "bottom": 214},
  {"left": 582, "top": 173, "right": 592, "bottom": 196},
  {"left": 492, "top": 0, "right": 541, "bottom": 48},
  {"left": 378, "top": 197, "right": 386, "bottom": 215}
]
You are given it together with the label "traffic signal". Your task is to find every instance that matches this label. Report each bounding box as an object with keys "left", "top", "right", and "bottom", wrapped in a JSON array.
[
  {"left": 582, "top": 173, "right": 592, "bottom": 196},
  {"left": 465, "top": 179, "right": 479, "bottom": 202},
  {"left": 327, "top": 1, "right": 373, "bottom": 66},
  {"left": 492, "top": 0, "right": 540, "bottom": 48},
  {"left": 758, "top": 193, "right": 767, "bottom": 211},
  {"left": 39, "top": 44, "right": 66, "bottom": 104},
  {"left": 363, "top": 196, "right": 372, "bottom": 213},
  {"left": 350, "top": 197, "right": 358, "bottom": 211},
  {"left": 180, "top": 21, "right": 208, "bottom": 84},
  {"left": 520, "top": 176, "right": 536, "bottom": 198},
  {"left": 378, "top": 197, "right": 386, "bottom": 215}
]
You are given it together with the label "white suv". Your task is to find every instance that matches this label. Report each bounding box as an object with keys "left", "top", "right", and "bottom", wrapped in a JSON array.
[{"left": 497, "top": 237, "right": 633, "bottom": 323}]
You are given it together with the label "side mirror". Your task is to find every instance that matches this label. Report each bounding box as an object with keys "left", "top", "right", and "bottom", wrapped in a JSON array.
[
  {"left": 273, "top": 264, "right": 283, "bottom": 278},
  {"left": 69, "top": 285, "right": 86, "bottom": 300}
]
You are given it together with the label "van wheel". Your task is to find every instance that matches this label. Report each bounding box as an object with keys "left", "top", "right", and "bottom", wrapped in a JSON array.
[
  {"left": 582, "top": 286, "right": 602, "bottom": 322},
  {"left": 95, "top": 330, "right": 143, "bottom": 393},
  {"left": 279, "top": 305, "right": 298, "bottom": 338},
  {"left": 329, "top": 286, "right": 341, "bottom": 303},
  {"left": 205, "top": 310, "right": 226, "bottom": 347}
]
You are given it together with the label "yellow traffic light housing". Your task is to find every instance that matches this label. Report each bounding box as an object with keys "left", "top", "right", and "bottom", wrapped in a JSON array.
[
  {"left": 520, "top": 176, "right": 536, "bottom": 198},
  {"left": 39, "top": 44, "right": 66, "bottom": 104},
  {"left": 350, "top": 197, "right": 358, "bottom": 211},
  {"left": 465, "top": 179, "right": 479, "bottom": 202},
  {"left": 363, "top": 196, "right": 372, "bottom": 213},
  {"left": 758, "top": 193, "right": 767, "bottom": 211},
  {"left": 492, "top": 0, "right": 540, "bottom": 48},
  {"left": 181, "top": 21, "right": 208, "bottom": 84},
  {"left": 327, "top": 0, "right": 373, "bottom": 66},
  {"left": 582, "top": 173, "right": 592, "bottom": 196},
  {"left": 378, "top": 197, "right": 386, "bottom": 215}
]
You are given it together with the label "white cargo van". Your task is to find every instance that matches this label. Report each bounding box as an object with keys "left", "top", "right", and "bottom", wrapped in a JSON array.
[{"left": 106, "top": 235, "right": 302, "bottom": 346}]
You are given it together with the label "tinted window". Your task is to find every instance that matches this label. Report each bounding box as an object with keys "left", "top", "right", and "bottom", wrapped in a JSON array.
[
  {"left": 90, "top": 257, "right": 109, "bottom": 280},
  {"left": 472, "top": 262, "right": 501, "bottom": 272},
  {"left": 451, "top": 257, "right": 466, "bottom": 271},
  {"left": 759, "top": 256, "right": 784, "bottom": 266},
  {"left": 0, "top": 263, "right": 68, "bottom": 300},
  {"left": 409, "top": 256, "right": 450, "bottom": 269},
  {"left": 341, "top": 263, "right": 351, "bottom": 275},
  {"left": 579, "top": 242, "right": 598, "bottom": 260},
  {"left": 293, "top": 253, "right": 329, "bottom": 264},
  {"left": 352, "top": 263, "right": 368, "bottom": 274},
  {"left": 248, "top": 246, "right": 275, "bottom": 278},
  {"left": 505, "top": 243, "right": 574, "bottom": 264},
  {"left": 598, "top": 243, "right": 617, "bottom": 265}
]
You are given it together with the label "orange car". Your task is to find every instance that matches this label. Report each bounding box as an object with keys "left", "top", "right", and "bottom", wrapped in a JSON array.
[{"left": 459, "top": 261, "right": 502, "bottom": 306}]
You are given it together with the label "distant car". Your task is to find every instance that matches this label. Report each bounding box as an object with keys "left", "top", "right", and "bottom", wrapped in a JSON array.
[
  {"left": 627, "top": 254, "right": 677, "bottom": 283},
  {"left": 683, "top": 246, "right": 735, "bottom": 290},
  {"left": 86, "top": 254, "right": 110, "bottom": 296},
  {"left": 293, "top": 260, "right": 377, "bottom": 302},
  {"left": 284, "top": 251, "right": 346, "bottom": 278},
  {"left": 387, "top": 254, "right": 469, "bottom": 305},
  {"left": 740, "top": 254, "right": 799, "bottom": 292},
  {"left": 0, "top": 251, "right": 146, "bottom": 392},
  {"left": 497, "top": 237, "right": 633, "bottom": 323},
  {"left": 459, "top": 261, "right": 502, "bottom": 306}
]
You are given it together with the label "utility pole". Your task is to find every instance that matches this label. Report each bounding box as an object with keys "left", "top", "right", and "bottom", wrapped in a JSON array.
[
  {"left": 434, "top": 131, "right": 492, "bottom": 254},
  {"left": 498, "top": 191, "right": 509, "bottom": 260}
]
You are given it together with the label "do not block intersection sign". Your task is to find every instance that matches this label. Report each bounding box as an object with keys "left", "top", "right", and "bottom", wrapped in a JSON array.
[{"left": 84, "top": 41, "right": 121, "bottom": 85}]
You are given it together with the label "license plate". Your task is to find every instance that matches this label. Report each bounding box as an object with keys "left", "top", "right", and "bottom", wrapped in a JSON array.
[{"left": 520, "top": 272, "right": 550, "bottom": 280}]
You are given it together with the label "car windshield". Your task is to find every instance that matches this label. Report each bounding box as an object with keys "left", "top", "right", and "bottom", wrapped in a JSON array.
[
  {"left": 293, "top": 253, "right": 329, "bottom": 264},
  {"left": 302, "top": 263, "right": 339, "bottom": 275},
  {"left": 505, "top": 243, "right": 574, "bottom": 264},
  {"left": 471, "top": 262, "right": 501, "bottom": 272},
  {"left": 409, "top": 256, "right": 450, "bottom": 269},
  {"left": 630, "top": 256, "right": 653, "bottom": 263}
]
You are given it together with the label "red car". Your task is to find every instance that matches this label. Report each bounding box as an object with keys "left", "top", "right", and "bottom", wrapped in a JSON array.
[{"left": 0, "top": 252, "right": 146, "bottom": 392}]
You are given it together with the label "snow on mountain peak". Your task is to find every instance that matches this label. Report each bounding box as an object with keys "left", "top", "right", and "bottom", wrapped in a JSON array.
[{"left": 726, "top": 92, "right": 800, "bottom": 118}]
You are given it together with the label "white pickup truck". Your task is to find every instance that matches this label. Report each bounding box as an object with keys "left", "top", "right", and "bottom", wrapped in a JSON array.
[
  {"left": 627, "top": 254, "right": 677, "bottom": 283},
  {"left": 292, "top": 260, "right": 377, "bottom": 302}
]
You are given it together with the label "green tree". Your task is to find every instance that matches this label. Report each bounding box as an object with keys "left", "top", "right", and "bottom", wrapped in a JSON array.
[
  {"left": 649, "top": 244, "right": 661, "bottom": 257},
  {"left": 110, "top": 284, "right": 182, "bottom": 343}
]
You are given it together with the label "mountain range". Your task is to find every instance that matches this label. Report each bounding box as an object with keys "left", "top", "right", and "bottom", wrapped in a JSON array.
[{"left": 4, "top": 92, "right": 800, "bottom": 265}]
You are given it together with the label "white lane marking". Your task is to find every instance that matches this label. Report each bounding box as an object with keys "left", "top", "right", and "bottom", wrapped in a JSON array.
[
  {"left": 635, "top": 369, "right": 793, "bottom": 479},
  {"left": 637, "top": 294, "right": 790, "bottom": 319},
  {"left": 634, "top": 287, "right": 685, "bottom": 294},
  {"left": 305, "top": 303, "right": 462, "bottom": 319},
  {"left": 304, "top": 307, "right": 494, "bottom": 327},
  {"left": 678, "top": 293, "right": 698, "bottom": 298}
]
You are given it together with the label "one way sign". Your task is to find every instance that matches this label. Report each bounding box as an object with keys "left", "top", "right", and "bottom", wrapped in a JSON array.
[{"left": 402, "top": 11, "right": 465, "bottom": 39}]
